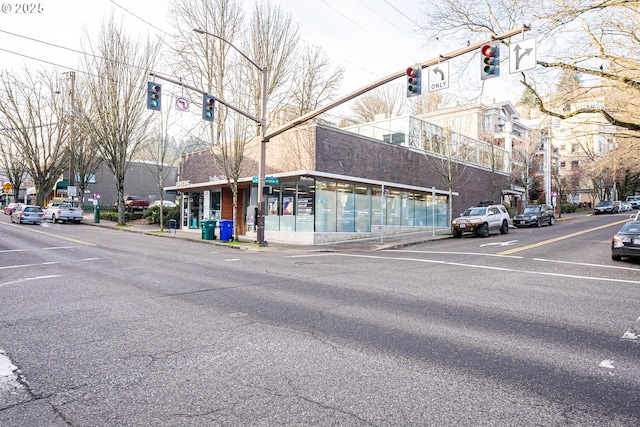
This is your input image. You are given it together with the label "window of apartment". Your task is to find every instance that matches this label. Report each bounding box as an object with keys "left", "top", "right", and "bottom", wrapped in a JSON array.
[
  {"left": 485, "top": 115, "right": 492, "bottom": 130},
  {"left": 571, "top": 160, "right": 579, "bottom": 169},
  {"left": 560, "top": 161, "right": 566, "bottom": 168}
]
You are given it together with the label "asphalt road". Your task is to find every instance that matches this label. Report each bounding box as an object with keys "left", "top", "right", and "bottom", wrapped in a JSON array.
[{"left": 0, "top": 212, "right": 639, "bottom": 426}]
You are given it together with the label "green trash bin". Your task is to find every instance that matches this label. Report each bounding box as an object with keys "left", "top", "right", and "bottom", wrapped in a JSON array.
[{"left": 201, "top": 220, "right": 217, "bottom": 240}]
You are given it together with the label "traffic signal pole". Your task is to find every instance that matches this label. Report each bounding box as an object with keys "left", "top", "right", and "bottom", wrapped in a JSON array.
[{"left": 264, "top": 25, "right": 530, "bottom": 141}]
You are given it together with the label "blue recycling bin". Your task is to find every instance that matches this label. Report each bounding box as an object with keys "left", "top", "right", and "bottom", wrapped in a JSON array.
[{"left": 219, "top": 220, "right": 234, "bottom": 242}]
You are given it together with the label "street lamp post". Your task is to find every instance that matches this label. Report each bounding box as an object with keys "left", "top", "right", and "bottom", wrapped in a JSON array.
[{"left": 193, "top": 28, "right": 269, "bottom": 246}]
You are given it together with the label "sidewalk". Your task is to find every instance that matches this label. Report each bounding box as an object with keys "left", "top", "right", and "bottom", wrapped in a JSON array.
[
  {"left": 81, "top": 210, "right": 589, "bottom": 253},
  {"left": 81, "top": 213, "right": 451, "bottom": 252}
]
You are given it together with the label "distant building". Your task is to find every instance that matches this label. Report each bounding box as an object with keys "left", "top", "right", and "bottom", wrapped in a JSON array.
[{"left": 54, "top": 160, "right": 178, "bottom": 207}]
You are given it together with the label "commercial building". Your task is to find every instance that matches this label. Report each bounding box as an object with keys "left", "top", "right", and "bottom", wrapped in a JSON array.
[{"left": 167, "top": 115, "right": 512, "bottom": 244}]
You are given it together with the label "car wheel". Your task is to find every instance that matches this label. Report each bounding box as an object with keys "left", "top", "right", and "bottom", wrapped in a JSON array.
[
  {"left": 500, "top": 220, "right": 509, "bottom": 234},
  {"left": 536, "top": 218, "right": 542, "bottom": 228},
  {"left": 53, "top": 215, "right": 58, "bottom": 223},
  {"left": 477, "top": 223, "right": 489, "bottom": 238},
  {"left": 452, "top": 228, "right": 462, "bottom": 238},
  {"left": 549, "top": 216, "right": 555, "bottom": 226},
  {"left": 612, "top": 254, "right": 622, "bottom": 261}
]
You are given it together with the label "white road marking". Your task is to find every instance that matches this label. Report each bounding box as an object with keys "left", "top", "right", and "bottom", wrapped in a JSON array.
[
  {"left": 0, "top": 275, "right": 63, "bottom": 287},
  {"left": 480, "top": 240, "right": 518, "bottom": 247},
  {"left": 293, "top": 253, "right": 640, "bottom": 285},
  {"left": 0, "top": 246, "right": 74, "bottom": 253}
]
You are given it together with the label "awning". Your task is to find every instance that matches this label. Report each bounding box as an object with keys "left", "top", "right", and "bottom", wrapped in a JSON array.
[{"left": 56, "top": 180, "right": 69, "bottom": 188}]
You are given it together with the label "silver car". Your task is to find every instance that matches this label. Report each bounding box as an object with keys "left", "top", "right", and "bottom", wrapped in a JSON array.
[{"left": 11, "top": 205, "right": 45, "bottom": 224}]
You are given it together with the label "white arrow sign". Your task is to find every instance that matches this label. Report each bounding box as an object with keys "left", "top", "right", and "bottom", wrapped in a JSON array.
[
  {"left": 480, "top": 240, "right": 518, "bottom": 247},
  {"left": 509, "top": 38, "right": 536, "bottom": 73},
  {"left": 428, "top": 61, "right": 449, "bottom": 92}
]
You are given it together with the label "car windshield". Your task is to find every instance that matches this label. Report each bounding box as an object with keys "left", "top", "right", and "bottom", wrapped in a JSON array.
[
  {"left": 462, "top": 207, "right": 487, "bottom": 216},
  {"left": 598, "top": 201, "right": 612, "bottom": 206},
  {"left": 522, "top": 207, "right": 540, "bottom": 214},
  {"left": 620, "top": 222, "right": 640, "bottom": 233}
]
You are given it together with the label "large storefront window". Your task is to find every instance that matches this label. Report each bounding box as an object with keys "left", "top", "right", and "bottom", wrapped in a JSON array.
[
  {"left": 336, "top": 182, "right": 354, "bottom": 232},
  {"left": 354, "top": 185, "right": 371, "bottom": 232},
  {"left": 263, "top": 179, "right": 316, "bottom": 232},
  {"left": 259, "top": 178, "right": 449, "bottom": 234},
  {"left": 315, "top": 181, "right": 337, "bottom": 232},
  {"left": 296, "top": 180, "right": 315, "bottom": 232}
]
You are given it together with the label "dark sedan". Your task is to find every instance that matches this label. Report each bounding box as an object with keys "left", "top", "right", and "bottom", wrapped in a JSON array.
[
  {"left": 513, "top": 205, "right": 555, "bottom": 228},
  {"left": 611, "top": 221, "right": 640, "bottom": 261}
]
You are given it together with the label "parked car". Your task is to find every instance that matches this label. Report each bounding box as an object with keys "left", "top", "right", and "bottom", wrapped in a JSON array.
[
  {"left": 631, "top": 212, "right": 640, "bottom": 221},
  {"left": 613, "top": 200, "right": 624, "bottom": 212},
  {"left": 10, "top": 205, "right": 45, "bottom": 224},
  {"left": 625, "top": 195, "right": 640, "bottom": 209},
  {"left": 150, "top": 200, "right": 177, "bottom": 208},
  {"left": 451, "top": 202, "right": 510, "bottom": 238},
  {"left": 620, "top": 201, "right": 633, "bottom": 212},
  {"left": 43, "top": 200, "right": 83, "bottom": 223},
  {"left": 611, "top": 221, "right": 640, "bottom": 261},
  {"left": 594, "top": 200, "right": 618, "bottom": 214},
  {"left": 513, "top": 205, "right": 555, "bottom": 228},
  {"left": 4, "top": 202, "right": 24, "bottom": 215},
  {"left": 114, "top": 195, "right": 150, "bottom": 213}
]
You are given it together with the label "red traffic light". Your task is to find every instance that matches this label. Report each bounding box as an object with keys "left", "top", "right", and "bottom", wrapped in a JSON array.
[
  {"left": 481, "top": 45, "right": 497, "bottom": 57},
  {"left": 480, "top": 42, "right": 500, "bottom": 80},
  {"left": 406, "top": 67, "right": 418, "bottom": 78}
]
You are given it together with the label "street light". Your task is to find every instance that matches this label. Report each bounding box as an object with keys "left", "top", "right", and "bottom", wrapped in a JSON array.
[{"left": 193, "top": 28, "right": 269, "bottom": 246}]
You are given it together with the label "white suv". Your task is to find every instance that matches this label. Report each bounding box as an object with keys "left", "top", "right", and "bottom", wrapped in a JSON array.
[{"left": 451, "top": 203, "right": 511, "bottom": 238}]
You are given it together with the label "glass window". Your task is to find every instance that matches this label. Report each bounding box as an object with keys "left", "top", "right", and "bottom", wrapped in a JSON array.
[
  {"left": 354, "top": 185, "right": 371, "bottom": 232},
  {"left": 280, "top": 181, "right": 296, "bottom": 231},
  {"left": 386, "top": 190, "right": 402, "bottom": 226},
  {"left": 336, "top": 182, "right": 355, "bottom": 232},
  {"left": 315, "top": 181, "right": 336, "bottom": 232},
  {"left": 296, "top": 179, "right": 315, "bottom": 232},
  {"left": 403, "top": 193, "right": 415, "bottom": 226},
  {"left": 371, "top": 187, "right": 383, "bottom": 226},
  {"left": 414, "top": 193, "right": 428, "bottom": 226}
]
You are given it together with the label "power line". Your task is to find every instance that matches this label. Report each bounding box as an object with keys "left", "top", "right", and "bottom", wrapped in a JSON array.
[{"left": 382, "top": 0, "right": 420, "bottom": 27}]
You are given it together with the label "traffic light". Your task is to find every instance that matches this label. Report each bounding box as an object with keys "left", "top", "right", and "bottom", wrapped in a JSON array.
[
  {"left": 146, "top": 82, "right": 161, "bottom": 111},
  {"left": 480, "top": 42, "right": 500, "bottom": 80},
  {"left": 406, "top": 65, "right": 422, "bottom": 97},
  {"left": 202, "top": 95, "right": 215, "bottom": 121}
]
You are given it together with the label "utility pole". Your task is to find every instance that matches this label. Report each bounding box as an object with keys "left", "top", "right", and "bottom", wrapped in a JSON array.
[{"left": 64, "top": 71, "right": 76, "bottom": 191}]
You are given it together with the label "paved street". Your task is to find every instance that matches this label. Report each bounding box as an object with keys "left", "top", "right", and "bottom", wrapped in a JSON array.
[{"left": 1, "top": 211, "right": 639, "bottom": 426}]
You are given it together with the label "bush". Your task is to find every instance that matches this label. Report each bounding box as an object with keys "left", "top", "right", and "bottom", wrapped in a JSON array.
[
  {"left": 99, "top": 210, "right": 145, "bottom": 222},
  {"left": 561, "top": 204, "right": 578, "bottom": 213},
  {"left": 143, "top": 205, "right": 180, "bottom": 226}
]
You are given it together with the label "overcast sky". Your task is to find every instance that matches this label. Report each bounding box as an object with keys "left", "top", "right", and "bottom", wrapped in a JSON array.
[{"left": 0, "top": 0, "right": 520, "bottom": 116}]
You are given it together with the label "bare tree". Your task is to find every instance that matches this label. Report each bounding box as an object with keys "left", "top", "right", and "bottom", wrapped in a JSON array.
[
  {"left": 423, "top": 128, "right": 470, "bottom": 230},
  {"left": 171, "top": 0, "right": 342, "bottom": 241},
  {"left": 419, "top": 0, "right": 640, "bottom": 140},
  {"left": 0, "top": 69, "right": 68, "bottom": 206},
  {"left": 284, "top": 45, "right": 344, "bottom": 120},
  {"left": 139, "top": 101, "right": 181, "bottom": 231},
  {"left": 0, "top": 135, "right": 28, "bottom": 203},
  {"left": 349, "top": 83, "right": 407, "bottom": 123},
  {"left": 64, "top": 75, "right": 103, "bottom": 206},
  {"left": 79, "top": 16, "right": 160, "bottom": 225}
]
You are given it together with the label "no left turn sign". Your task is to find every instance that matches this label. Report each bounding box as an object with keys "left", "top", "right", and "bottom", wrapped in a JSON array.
[{"left": 175, "top": 97, "right": 189, "bottom": 112}]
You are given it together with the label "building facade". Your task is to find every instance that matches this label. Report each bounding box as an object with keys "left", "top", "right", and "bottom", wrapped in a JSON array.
[{"left": 168, "top": 119, "right": 513, "bottom": 244}]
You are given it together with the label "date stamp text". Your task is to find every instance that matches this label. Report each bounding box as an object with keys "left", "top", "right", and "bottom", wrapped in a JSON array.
[{"left": 1, "top": 3, "right": 44, "bottom": 13}]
